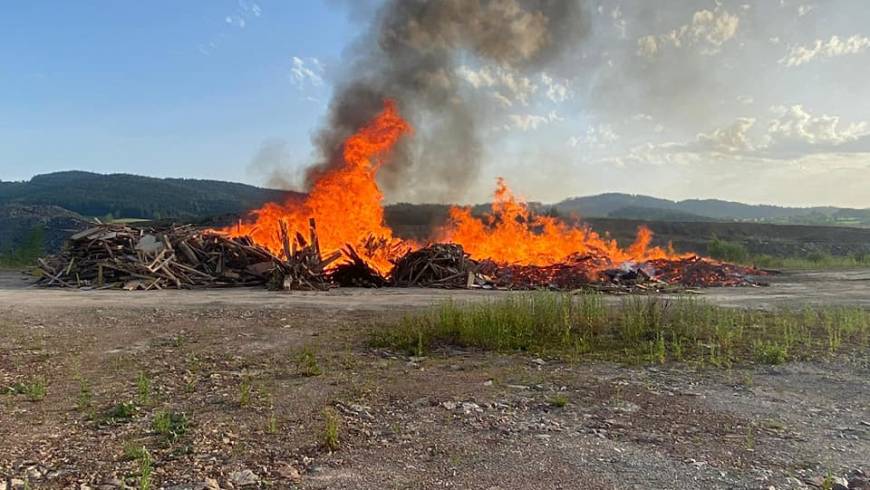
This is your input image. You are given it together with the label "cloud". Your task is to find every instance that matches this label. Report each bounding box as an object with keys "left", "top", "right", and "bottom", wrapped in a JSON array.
[
  {"left": 780, "top": 35, "right": 870, "bottom": 66},
  {"left": 505, "top": 111, "right": 563, "bottom": 131},
  {"left": 568, "top": 124, "right": 619, "bottom": 149},
  {"left": 767, "top": 105, "right": 869, "bottom": 147},
  {"left": 638, "top": 6, "right": 740, "bottom": 58},
  {"left": 290, "top": 57, "right": 324, "bottom": 89},
  {"left": 456, "top": 65, "right": 538, "bottom": 106},
  {"left": 696, "top": 117, "right": 757, "bottom": 152},
  {"left": 540, "top": 73, "right": 571, "bottom": 103},
  {"left": 797, "top": 4, "right": 816, "bottom": 17}
]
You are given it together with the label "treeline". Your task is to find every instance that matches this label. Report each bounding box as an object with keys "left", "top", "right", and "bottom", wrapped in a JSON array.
[
  {"left": 0, "top": 171, "right": 293, "bottom": 220},
  {"left": 0, "top": 226, "right": 45, "bottom": 267}
]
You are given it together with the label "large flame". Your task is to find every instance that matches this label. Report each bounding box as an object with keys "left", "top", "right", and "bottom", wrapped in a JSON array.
[
  {"left": 224, "top": 100, "right": 687, "bottom": 275},
  {"left": 438, "top": 178, "right": 686, "bottom": 266},
  {"left": 221, "top": 99, "right": 412, "bottom": 273}
]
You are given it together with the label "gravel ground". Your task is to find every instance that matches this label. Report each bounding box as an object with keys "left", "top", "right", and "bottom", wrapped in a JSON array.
[{"left": 1, "top": 270, "right": 869, "bottom": 489}]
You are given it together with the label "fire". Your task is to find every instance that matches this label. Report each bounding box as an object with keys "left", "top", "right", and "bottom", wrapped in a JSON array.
[
  {"left": 221, "top": 99, "right": 412, "bottom": 273},
  {"left": 223, "top": 100, "right": 691, "bottom": 278},
  {"left": 438, "top": 178, "right": 687, "bottom": 266}
]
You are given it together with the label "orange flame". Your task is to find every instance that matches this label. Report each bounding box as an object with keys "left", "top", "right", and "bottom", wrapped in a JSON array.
[
  {"left": 221, "top": 99, "right": 412, "bottom": 273},
  {"left": 438, "top": 177, "right": 687, "bottom": 266},
  {"left": 223, "top": 100, "right": 687, "bottom": 276}
]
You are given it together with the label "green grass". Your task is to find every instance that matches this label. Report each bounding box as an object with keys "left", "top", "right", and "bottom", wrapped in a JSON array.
[
  {"left": 295, "top": 347, "right": 323, "bottom": 377},
  {"left": 136, "top": 446, "right": 153, "bottom": 490},
  {"left": 5, "top": 377, "right": 48, "bottom": 401},
  {"left": 707, "top": 238, "right": 870, "bottom": 270},
  {"left": 136, "top": 372, "right": 151, "bottom": 406},
  {"left": 239, "top": 376, "right": 254, "bottom": 407},
  {"left": 322, "top": 408, "right": 341, "bottom": 451},
  {"left": 371, "top": 293, "right": 870, "bottom": 366},
  {"left": 547, "top": 394, "right": 569, "bottom": 408},
  {"left": 100, "top": 401, "right": 138, "bottom": 424},
  {"left": 152, "top": 410, "right": 188, "bottom": 442}
]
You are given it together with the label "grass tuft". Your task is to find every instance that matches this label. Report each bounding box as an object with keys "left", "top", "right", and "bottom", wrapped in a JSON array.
[
  {"left": 322, "top": 408, "right": 341, "bottom": 451},
  {"left": 371, "top": 292, "right": 870, "bottom": 366},
  {"left": 547, "top": 394, "right": 569, "bottom": 408},
  {"left": 296, "top": 347, "right": 323, "bottom": 377},
  {"left": 152, "top": 410, "right": 188, "bottom": 442}
]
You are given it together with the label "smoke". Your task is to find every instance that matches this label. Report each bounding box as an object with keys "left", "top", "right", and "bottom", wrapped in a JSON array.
[
  {"left": 247, "top": 139, "right": 305, "bottom": 190},
  {"left": 308, "top": 0, "right": 588, "bottom": 202}
]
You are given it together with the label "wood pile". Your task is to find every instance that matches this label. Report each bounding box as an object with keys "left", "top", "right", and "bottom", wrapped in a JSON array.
[
  {"left": 270, "top": 219, "right": 340, "bottom": 291},
  {"left": 390, "top": 243, "right": 478, "bottom": 288},
  {"left": 329, "top": 245, "right": 388, "bottom": 288},
  {"left": 36, "top": 220, "right": 339, "bottom": 291}
]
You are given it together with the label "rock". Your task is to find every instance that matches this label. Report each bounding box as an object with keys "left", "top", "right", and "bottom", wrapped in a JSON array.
[
  {"left": 441, "top": 401, "right": 458, "bottom": 410},
  {"left": 229, "top": 470, "right": 259, "bottom": 488},
  {"left": 277, "top": 464, "right": 301, "bottom": 481},
  {"left": 530, "top": 358, "right": 546, "bottom": 366},
  {"left": 461, "top": 402, "right": 482, "bottom": 413},
  {"left": 831, "top": 476, "right": 850, "bottom": 490},
  {"left": 483, "top": 380, "right": 494, "bottom": 386},
  {"left": 204, "top": 478, "right": 221, "bottom": 490},
  {"left": 850, "top": 478, "right": 870, "bottom": 489}
]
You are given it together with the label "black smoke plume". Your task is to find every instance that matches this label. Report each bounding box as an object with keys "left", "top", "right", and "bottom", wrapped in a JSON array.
[{"left": 308, "top": 0, "right": 587, "bottom": 201}]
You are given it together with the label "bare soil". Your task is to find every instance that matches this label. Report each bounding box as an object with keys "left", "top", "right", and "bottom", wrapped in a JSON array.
[{"left": 1, "top": 270, "right": 869, "bottom": 489}]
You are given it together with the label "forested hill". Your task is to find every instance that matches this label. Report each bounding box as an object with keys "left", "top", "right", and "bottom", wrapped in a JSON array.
[{"left": 0, "top": 171, "right": 295, "bottom": 220}]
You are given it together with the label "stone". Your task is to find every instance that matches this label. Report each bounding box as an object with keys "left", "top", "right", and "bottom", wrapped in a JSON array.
[
  {"left": 229, "top": 470, "right": 259, "bottom": 488},
  {"left": 204, "top": 478, "right": 221, "bottom": 490}
]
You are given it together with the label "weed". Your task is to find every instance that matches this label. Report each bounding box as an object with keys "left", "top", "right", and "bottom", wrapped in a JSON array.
[
  {"left": 753, "top": 341, "right": 788, "bottom": 365},
  {"left": 101, "top": 401, "right": 137, "bottom": 424},
  {"left": 745, "top": 424, "right": 756, "bottom": 450},
  {"left": 76, "top": 378, "right": 93, "bottom": 415},
  {"left": 296, "top": 348, "right": 323, "bottom": 377},
  {"left": 239, "top": 377, "right": 253, "bottom": 407},
  {"left": 322, "top": 408, "right": 341, "bottom": 451},
  {"left": 23, "top": 377, "right": 47, "bottom": 401},
  {"left": 547, "top": 394, "right": 569, "bottom": 408},
  {"left": 371, "top": 292, "right": 870, "bottom": 367},
  {"left": 123, "top": 440, "right": 147, "bottom": 461},
  {"left": 136, "top": 372, "right": 151, "bottom": 406},
  {"left": 3, "top": 377, "right": 49, "bottom": 401},
  {"left": 267, "top": 411, "right": 278, "bottom": 434},
  {"left": 152, "top": 410, "right": 188, "bottom": 442},
  {"left": 136, "top": 446, "right": 153, "bottom": 490}
]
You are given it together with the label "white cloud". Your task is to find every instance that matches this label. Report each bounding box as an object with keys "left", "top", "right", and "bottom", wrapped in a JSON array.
[
  {"left": 637, "top": 35, "right": 658, "bottom": 58},
  {"left": 540, "top": 73, "right": 571, "bottom": 103},
  {"left": 736, "top": 95, "right": 754, "bottom": 105},
  {"left": 767, "top": 105, "right": 869, "bottom": 146},
  {"left": 290, "top": 57, "right": 324, "bottom": 89},
  {"left": 506, "top": 111, "right": 563, "bottom": 131},
  {"left": 638, "top": 6, "right": 740, "bottom": 58},
  {"left": 696, "top": 117, "right": 757, "bottom": 152},
  {"left": 797, "top": 4, "right": 815, "bottom": 16},
  {"left": 611, "top": 6, "right": 627, "bottom": 39},
  {"left": 568, "top": 124, "right": 619, "bottom": 149},
  {"left": 456, "top": 65, "right": 538, "bottom": 106},
  {"left": 780, "top": 35, "right": 870, "bottom": 66}
]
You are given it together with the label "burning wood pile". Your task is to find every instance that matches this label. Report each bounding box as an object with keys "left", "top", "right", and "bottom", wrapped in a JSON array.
[
  {"left": 36, "top": 223, "right": 767, "bottom": 293},
  {"left": 35, "top": 222, "right": 336, "bottom": 291}
]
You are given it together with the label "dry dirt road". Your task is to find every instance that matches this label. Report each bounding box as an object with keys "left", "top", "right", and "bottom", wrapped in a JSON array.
[{"left": 1, "top": 270, "right": 869, "bottom": 490}]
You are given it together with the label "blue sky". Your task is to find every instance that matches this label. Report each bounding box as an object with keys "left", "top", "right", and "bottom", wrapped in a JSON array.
[
  {"left": 2, "top": 1, "right": 870, "bottom": 207},
  {"left": 0, "top": 1, "right": 350, "bottom": 184}
]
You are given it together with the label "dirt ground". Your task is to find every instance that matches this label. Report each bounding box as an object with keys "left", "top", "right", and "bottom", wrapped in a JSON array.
[{"left": 1, "top": 270, "right": 869, "bottom": 489}]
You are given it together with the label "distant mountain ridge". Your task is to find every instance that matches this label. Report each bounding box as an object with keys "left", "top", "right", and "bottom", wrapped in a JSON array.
[
  {"left": 0, "top": 171, "right": 295, "bottom": 220},
  {"left": 554, "top": 192, "right": 870, "bottom": 226},
  {"left": 2, "top": 172, "right": 868, "bottom": 227}
]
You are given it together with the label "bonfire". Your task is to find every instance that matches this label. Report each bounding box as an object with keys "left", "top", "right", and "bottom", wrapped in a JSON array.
[{"left": 209, "top": 100, "right": 765, "bottom": 291}]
